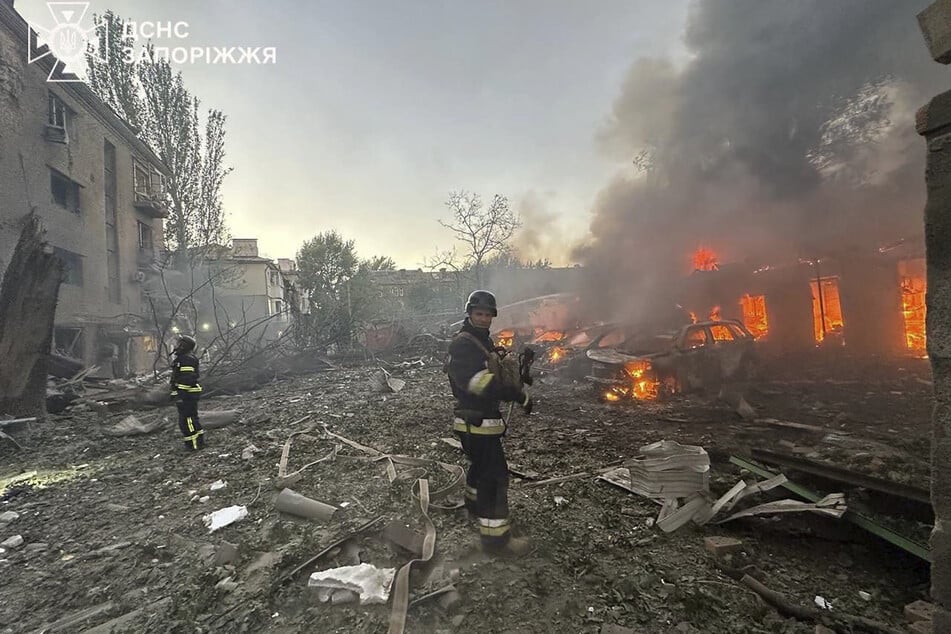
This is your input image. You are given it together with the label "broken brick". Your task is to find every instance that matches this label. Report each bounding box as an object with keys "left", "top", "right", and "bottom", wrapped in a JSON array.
[
  {"left": 704, "top": 536, "right": 743, "bottom": 558},
  {"left": 906, "top": 600, "right": 936, "bottom": 623}
]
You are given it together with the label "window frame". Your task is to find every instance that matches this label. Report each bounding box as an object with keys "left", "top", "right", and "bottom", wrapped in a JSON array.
[{"left": 49, "top": 168, "right": 81, "bottom": 213}]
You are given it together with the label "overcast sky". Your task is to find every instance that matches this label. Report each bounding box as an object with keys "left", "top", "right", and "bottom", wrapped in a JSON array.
[{"left": 19, "top": 0, "right": 690, "bottom": 266}]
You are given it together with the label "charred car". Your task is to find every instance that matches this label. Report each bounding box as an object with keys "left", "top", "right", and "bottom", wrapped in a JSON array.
[{"left": 585, "top": 319, "right": 757, "bottom": 400}]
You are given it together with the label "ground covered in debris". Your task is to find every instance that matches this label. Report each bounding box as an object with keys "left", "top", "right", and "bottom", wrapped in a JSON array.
[{"left": 0, "top": 357, "right": 934, "bottom": 633}]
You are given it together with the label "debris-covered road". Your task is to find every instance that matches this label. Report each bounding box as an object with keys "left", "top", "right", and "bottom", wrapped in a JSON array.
[{"left": 0, "top": 359, "right": 934, "bottom": 633}]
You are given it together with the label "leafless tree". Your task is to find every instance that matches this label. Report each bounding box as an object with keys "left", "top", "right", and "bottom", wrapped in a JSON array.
[{"left": 439, "top": 191, "right": 521, "bottom": 287}]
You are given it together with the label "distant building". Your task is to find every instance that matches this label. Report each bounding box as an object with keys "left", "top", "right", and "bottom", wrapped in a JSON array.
[{"left": 201, "top": 239, "right": 289, "bottom": 340}]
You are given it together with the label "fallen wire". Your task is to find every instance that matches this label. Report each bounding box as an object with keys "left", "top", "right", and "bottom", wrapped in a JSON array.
[
  {"left": 271, "top": 515, "right": 386, "bottom": 589},
  {"left": 247, "top": 483, "right": 263, "bottom": 507}
]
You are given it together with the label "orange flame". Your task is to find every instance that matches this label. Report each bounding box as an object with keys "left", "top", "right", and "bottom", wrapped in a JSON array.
[
  {"left": 548, "top": 346, "right": 567, "bottom": 364},
  {"left": 605, "top": 360, "right": 660, "bottom": 401},
  {"left": 740, "top": 294, "right": 769, "bottom": 339},
  {"left": 692, "top": 247, "right": 719, "bottom": 272},
  {"left": 810, "top": 278, "right": 845, "bottom": 344},
  {"left": 497, "top": 329, "right": 515, "bottom": 349},
  {"left": 709, "top": 305, "right": 721, "bottom": 321},
  {"left": 899, "top": 260, "right": 926, "bottom": 354}
]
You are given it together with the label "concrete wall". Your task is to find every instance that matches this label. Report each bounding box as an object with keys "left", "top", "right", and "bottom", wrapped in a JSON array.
[
  {"left": 917, "top": 2, "right": 951, "bottom": 627},
  {"left": 0, "top": 4, "right": 165, "bottom": 373}
]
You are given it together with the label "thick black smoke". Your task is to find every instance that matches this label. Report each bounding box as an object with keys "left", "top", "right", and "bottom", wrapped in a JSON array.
[{"left": 577, "top": 0, "right": 946, "bottom": 324}]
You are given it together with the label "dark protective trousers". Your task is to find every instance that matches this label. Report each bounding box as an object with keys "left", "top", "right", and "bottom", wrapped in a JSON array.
[
  {"left": 456, "top": 431, "right": 511, "bottom": 546},
  {"left": 176, "top": 397, "right": 205, "bottom": 450}
]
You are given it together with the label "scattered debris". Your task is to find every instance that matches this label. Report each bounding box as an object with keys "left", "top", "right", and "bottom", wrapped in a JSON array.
[
  {"left": 1, "top": 535, "right": 23, "bottom": 550},
  {"left": 814, "top": 596, "right": 832, "bottom": 610},
  {"left": 241, "top": 444, "right": 260, "bottom": 460},
  {"left": 27, "top": 600, "right": 117, "bottom": 633},
  {"left": 369, "top": 369, "right": 406, "bottom": 393},
  {"left": 308, "top": 563, "right": 396, "bottom": 605},
  {"left": 0, "top": 511, "right": 19, "bottom": 523},
  {"left": 440, "top": 437, "right": 463, "bottom": 450},
  {"left": 905, "top": 600, "right": 935, "bottom": 623},
  {"left": 209, "top": 480, "right": 228, "bottom": 492},
  {"left": 859, "top": 591, "right": 872, "bottom": 602},
  {"left": 274, "top": 488, "right": 337, "bottom": 522},
  {"left": 730, "top": 456, "right": 931, "bottom": 561},
  {"left": 751, "top": 447, "right": 931, "bottom": 505},
  {"left": 214, "top": 541, "right": 240, "bottom": 566},
  {"left": 273, "top": 516, "right": 386, "bottom": 588},
  {"left": 200, "top": 410, "right": 240, "bottom": 430},
  {"left": 703, "top": 536, "right": 743, "bottom": 558},
  {"left": 203, "top": 505, "right": 249, "bottom": 533},
  {"left": 382, "top": 520, "right": 424, "bottom": 557},
  {"left": 522, "top": 472, "right": 590, "bottom": 488},
  {"left": 79, "top": 598, "right": 171, "bottom": 634},
  {"left": 102, "top": 414, "right": 165, "bottom": 437}
]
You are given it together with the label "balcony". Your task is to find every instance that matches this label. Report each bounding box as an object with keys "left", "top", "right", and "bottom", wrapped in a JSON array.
[{"left": 134, "top": 189, "right": 168, "bottom": 218}]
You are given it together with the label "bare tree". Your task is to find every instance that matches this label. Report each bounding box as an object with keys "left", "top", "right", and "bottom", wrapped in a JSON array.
[{"left": 439, "top": 191, "right": 521, "bottom": 287}]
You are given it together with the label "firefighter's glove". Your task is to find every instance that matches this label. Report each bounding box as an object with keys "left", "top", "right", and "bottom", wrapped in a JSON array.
[{"left": 520, "top": 390, "right": 534, "bottom": 415}]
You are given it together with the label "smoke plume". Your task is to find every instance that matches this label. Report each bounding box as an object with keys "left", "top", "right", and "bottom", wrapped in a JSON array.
[{"left": 578, "top": 0, "right": 945, "bottom": 323}]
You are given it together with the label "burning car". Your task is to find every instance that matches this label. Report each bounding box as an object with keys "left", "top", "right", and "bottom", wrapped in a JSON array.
[{"left": 585, "top": 319, "right": 757, "bottom": 400}]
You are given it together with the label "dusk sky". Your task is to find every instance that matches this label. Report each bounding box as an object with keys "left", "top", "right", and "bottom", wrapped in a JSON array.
[{"left": 19, "top": 0, "right": 690, "bottom": 266}]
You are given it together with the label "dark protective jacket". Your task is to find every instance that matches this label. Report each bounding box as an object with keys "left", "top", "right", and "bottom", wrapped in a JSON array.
[
  {"left": 170, "top": 351, "right": 203, "bottom": 399},
  {"left": 447, "top": 319, "right": 523, "bottom": 424}
]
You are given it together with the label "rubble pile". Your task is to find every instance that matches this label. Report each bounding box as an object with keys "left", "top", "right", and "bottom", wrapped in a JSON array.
[{"left": 0, "top": 356, "right": 936, "bottom": 632}]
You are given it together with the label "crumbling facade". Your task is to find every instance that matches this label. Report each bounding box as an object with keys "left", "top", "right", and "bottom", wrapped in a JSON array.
[
  {"left": 917, "top": 1, "right": 951, "bottom": 630},
  {"left": 0, "top": 1, "right": 170, "bottom": 377}
]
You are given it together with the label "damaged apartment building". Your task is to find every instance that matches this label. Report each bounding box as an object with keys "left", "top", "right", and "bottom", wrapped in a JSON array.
[{"left": 0, "top": 0, "right": 168, "bottom": 376}]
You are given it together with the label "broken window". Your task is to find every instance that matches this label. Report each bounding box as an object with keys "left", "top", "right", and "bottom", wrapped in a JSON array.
[
  {"left": 48, "top": 92, "right": 67, "bottom": 128},
  {"left": 809, "top": 277, "right": 844, "bottom": 344},
  {"left": 739, "top": 294, "right": 769, "bottom": 339},
  {"left": 684, "top": 327, "right": 708, "bottom": 348},
  {"left": 137, "top": 221, "right": 153, "bottom": 251},
  {"left": 898, "top": 259, "right": 927, "bottom": 355},
  {"left": 50, "top": 169, "right": 81, "bottom": 213},
  {"left": 53, "top": 327, "right": 84, "bottom": 358},
  {"left": 53, "top": 247, "right": 84, "bottom": 286},
  {"left": 709, "top": 324, "right": 735, "bottom": 341}
]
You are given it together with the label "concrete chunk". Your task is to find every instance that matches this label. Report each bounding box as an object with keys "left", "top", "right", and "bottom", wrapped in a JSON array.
[
  {"left": 1, "top": 535, "right": 24, "bottom": 550},
  {"left": 906, "top": 599, "right": 936, "bottom": 623},
  {"left": 308, "top": 563, "right": 396, "bottom": 605},
  {"left": 0, "top": 511, "right": 19, "bottom": 523},
  {"left": 704, "top": 536, "right": 743, "bottom": 558},
  {"left": 919, "top": 0, "right": 951, "bottom": 64}
]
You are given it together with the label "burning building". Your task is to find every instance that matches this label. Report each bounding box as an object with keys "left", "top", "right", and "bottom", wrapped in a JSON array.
[{"left": 677, "top": 241, "right": 926, "bottom": 359}]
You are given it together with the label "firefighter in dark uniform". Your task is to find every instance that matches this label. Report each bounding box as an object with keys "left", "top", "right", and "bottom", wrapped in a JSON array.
[
  {"left": 170, "top": 334, "right": 205, "bottom": 451},
  {"left": 447, "top": 290, "right": 533, "bottom": 556}
]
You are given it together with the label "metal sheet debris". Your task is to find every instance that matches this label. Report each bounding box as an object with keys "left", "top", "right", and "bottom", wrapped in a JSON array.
[{"left": 730, "top": 455, "right": 931, "bottom": 561}]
